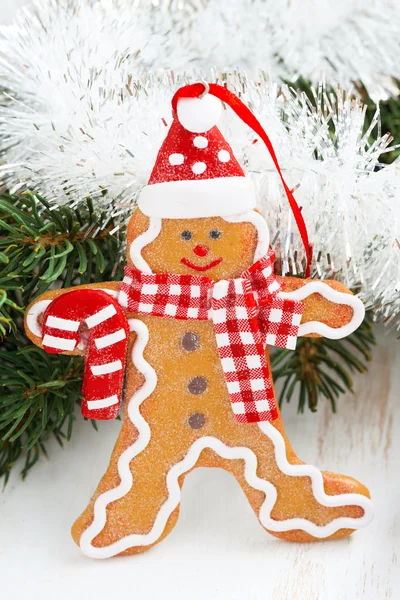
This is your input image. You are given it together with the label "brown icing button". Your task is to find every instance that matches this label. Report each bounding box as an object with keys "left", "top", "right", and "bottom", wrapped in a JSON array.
[
  {"left": 188, "top": 376, "right": 207, "bottom": 395},
  {"left": 188, "top": 412, "right": 206, "bottom": 430},
  {"left": 181, "top": 332, "right": 199, "bottom": 352}
]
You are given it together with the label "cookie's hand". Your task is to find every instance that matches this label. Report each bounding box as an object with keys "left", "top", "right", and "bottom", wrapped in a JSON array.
[
  {"left": 24, "top": 282, "right": 121, "bottom": 351},
  {"left": 32, "top": 287, "right": 129, "bottom": 420},
  {"left": 277, "top": 277, "right": 365, "bottom": 339}
]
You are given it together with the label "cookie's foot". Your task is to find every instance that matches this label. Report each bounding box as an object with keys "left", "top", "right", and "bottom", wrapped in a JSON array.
[
  {"left": 265, "top": 472, "right": 371, "bottom": 542},
  {"left": 72, "top": 505, "right": 181, "bottom": 557},
  {"left": 71, "top": 451, "right": 185, "bottom": 558},
  {"left": 219, "top": 421, "right": 373, "bottom": 543}
]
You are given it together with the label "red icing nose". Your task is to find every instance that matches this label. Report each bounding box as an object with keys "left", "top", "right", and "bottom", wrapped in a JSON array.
[{"left": 193, "top": 245, "right": 209, "bottom": 257}]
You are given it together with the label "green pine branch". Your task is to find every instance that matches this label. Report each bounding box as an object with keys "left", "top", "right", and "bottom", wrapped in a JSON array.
[
  {"left": 270, "top": 310, "right": 376, "bottom": 413},
  {"left": 364, "top": 87, "right": 400, "bottom": 163},
  {"left": 0, "top": 342, "right": 84, "bottom": 485},
  {"left": 0, "top": 192, "right": 124, "bottom": 339},
  {"left": 0, "top": 192, "right": 125, "bottom": 482},
  {"left": 284, "top": 76, "right": 400, "bottom": 163}
]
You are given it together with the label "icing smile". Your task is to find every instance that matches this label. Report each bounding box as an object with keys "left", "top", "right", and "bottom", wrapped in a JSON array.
[{"left": 180, "top": 257, "right": 223, "bottom": 272}]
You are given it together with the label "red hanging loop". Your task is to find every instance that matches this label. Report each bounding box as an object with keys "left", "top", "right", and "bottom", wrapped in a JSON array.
[{"left": 172, "top": 83, "right": 313, "bottom": 278}]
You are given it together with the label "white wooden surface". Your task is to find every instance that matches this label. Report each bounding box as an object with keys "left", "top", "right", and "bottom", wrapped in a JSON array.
[
  {"left": 1, "top": 326, "right": 399, "bottom": 599},
  {"left": 1, "top": 3, "right": 399, "bottom": 598}
]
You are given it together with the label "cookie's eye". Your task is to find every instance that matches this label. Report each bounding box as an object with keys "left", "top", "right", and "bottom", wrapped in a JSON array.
[
  {"left": 209, "top": 229, "right": 221, "bottom": 240},
  {"left": 181, "top": 230, "right": 192, "bottom": 241}
]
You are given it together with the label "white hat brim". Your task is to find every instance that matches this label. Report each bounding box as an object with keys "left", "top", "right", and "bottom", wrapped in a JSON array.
[{"left": 138, "top": 177, "right": 256, "bottom": 219}]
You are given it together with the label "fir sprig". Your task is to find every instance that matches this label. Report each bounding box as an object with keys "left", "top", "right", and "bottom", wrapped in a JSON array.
[
  {"left": 0, "top": 193, "right": 124, "bottom": 482},
  {"left": 0, "top": 343, "right": 84, "bottom": 485},
  {"left": 271, "top": 311, "right": 376, "bottom": 412},
  {"left": 364, "top": 85, "right": 400, "bottom": 163},
  {"left": 0, "top": 192, "right": 124, "bottom": 338},
  {"left": 289, "top": 76, "right": 400, "bottom": 163}
]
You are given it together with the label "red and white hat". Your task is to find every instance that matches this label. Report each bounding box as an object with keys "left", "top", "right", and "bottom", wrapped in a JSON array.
[{"left": 138, "top": 93, "right": 256, "bottom": 219}]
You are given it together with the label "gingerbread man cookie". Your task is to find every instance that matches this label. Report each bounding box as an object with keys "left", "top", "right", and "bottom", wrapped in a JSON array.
[{"left": 25, "top": 83, "right": 373, "bottom": 558}]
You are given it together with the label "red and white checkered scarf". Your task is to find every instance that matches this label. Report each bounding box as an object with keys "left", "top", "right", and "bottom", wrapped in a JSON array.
[{"left": 120, "top": 251, "right": 304, "bottom": 423}]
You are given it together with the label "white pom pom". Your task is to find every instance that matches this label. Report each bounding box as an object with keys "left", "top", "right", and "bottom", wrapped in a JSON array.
[{"left": 177, "top": 94, "right": 222, "bottom": 133}]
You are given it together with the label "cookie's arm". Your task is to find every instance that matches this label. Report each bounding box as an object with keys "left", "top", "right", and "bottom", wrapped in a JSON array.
[
  {"left": 24, "top": 281, "right": 121, "bottom": 352},
  {"left": 277, "top": 277, "right": 365, "bottom": 339}
]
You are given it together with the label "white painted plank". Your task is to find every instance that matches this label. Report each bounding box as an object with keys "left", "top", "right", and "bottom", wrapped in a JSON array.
[{"left": 0, "top": 326, "right": 398, "bottom": 600}]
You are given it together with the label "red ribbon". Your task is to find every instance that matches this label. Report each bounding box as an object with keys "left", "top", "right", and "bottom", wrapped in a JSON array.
[{"left": 172, "top": 83, "right": 313, "bottom": 278}]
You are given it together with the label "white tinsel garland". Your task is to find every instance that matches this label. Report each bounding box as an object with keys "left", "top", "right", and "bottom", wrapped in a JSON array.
[
  {"left": 175, "top": 0, "right": 400, "bottom": 100},
  {"left": 2, "top": 0, "right": 400, "bottom": 99},
  {"left": 0, "top": 0, "right": 399, "bottom": 329}
]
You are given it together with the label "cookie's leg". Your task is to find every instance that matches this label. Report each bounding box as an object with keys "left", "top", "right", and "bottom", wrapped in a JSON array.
[
  {"left": 71, "top": 437, "right": 188, "bottom": 558},
  {"left": 71, "top": 316, "right": 195, "bottom": 559},
  {"left": 212, "top": 420, "right": 372, "bottom": 542}
]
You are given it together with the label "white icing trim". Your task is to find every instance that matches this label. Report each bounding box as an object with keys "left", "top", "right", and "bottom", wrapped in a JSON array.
[
  {"left": 42, "top": 334, "right": 76, "bottom": 351},
  {"left": 129, "top": 209, "right": 268, "bottom": 277},
  {"left": 223, "top": 211, "right": 269, "bottom": 261},
  {"left": 80, "top": 422, "right": 373, "bottom": 558},
  {"left": 86, "top": 395, "right": 119, "bottom": 410},
  {"left": 80, "top": 318, "right": 157, "bottom": 558},
  {"left": 258, "top": 423, "right": 373, "bottom": 536},
  {"left": 90, "top": 360, "right": 123, "bottom": 376},
  {"left": 94, "top": 328, "right": 126, "bottom": 350},
  {"left": 279, "top": 282, "right": 365, "bottom": 339},
  {"left": 129, "top": 216, "right": 162, "bottom": 273},
  {"left": 138, "top": 178, "right": 256, "bottom": 219},
  {"left": 26, "top": 299, "right": 52, "bottom": 338},
  {"left": 118, "top": 290, "right": 128, "bottom": 309},
  {"left": 85, "top": 304, "right": 117, "bottom": 329},
  {"left": 96, "top": 288, "right": 119, "bottom": 299},
  {"left": 45, "top": 315, "right": 80, "bottom": 332}
]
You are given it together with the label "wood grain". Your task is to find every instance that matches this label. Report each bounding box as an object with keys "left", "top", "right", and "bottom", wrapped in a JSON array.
[{"left": 1, "top": 325, "right": 399, "bottom": 599}]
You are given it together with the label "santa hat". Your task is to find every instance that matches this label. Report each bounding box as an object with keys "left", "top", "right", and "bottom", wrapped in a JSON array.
[
  {"left": 138, "top": 82, "right": 312, "bottom": 276},
  {"left": 138, "top": 92, "right": 256, "bottom": 219}
]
